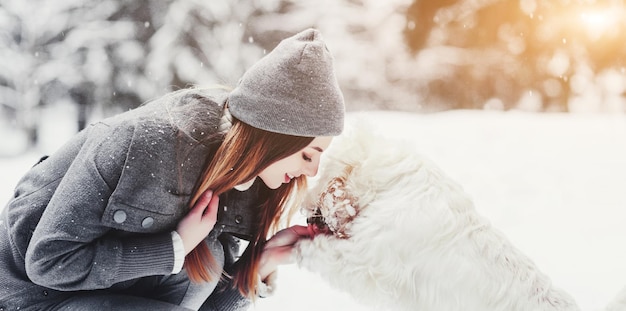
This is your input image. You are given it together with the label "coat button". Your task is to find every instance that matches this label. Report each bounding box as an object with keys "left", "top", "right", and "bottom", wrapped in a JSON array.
[
  {"left": 234, "top": 215, "right": 243, "bottom": 224},
  {"left": 141, "top": 217, "right": 154, "bottom": 228},
  {"left": 113, "top": 210, "right": 127, "bottom": 223}
]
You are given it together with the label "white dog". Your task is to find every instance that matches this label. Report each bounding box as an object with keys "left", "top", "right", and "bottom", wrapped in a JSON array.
[{"left": 295, "top": 119, "right": 580, "bottom": 311}]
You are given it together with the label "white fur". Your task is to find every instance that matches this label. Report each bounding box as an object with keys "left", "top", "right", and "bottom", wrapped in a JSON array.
[
  {"left": 605, "top": 286, "right": 626, "bottom": 311},
  {"left": 295, "top": 119, "right": 580, "bottom": 311}
]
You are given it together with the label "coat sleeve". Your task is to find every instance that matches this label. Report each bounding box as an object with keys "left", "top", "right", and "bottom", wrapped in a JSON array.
[{"left": 24, "top": 121, "right": 179, "bottom": 291}]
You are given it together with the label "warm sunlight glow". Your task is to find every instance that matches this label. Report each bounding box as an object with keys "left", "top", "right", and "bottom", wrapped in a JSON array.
[
  {"left": 537, "top": 3, "right": 625, "bottom": 45},
  {"left": 579, "top": 9, "right": 620, "bottom": 35}
]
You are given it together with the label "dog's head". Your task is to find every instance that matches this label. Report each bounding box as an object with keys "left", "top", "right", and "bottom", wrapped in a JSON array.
[
  {"left": 305, "top": 175, "right": 358, "bottom": 238},
  {"left": 302, "top": 117, "right": 417, "bottom": 239},
  {"left": 302, "top": 119, "right": 367, "bottom": 239}
]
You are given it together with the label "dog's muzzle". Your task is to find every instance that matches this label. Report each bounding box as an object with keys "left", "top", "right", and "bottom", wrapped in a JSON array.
[{"left": 306, "top": 207, "right": 331, "bottom": 236}]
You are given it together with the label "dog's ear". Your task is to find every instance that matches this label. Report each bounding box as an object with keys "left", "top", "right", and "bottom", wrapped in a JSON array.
[
  {"left": 330, "top": 114, "right": 380, "bottom": 158},
  {"left": 344, "top": 114, "right": 378, "bottom": 141}
]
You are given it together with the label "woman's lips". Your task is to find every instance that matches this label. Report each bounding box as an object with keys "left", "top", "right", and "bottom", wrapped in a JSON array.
[{"left": 284, "top": 173, "right": 294, "bottom": 183}]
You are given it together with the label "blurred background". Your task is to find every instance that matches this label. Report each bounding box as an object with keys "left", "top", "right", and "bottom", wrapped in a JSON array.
[{"left": 1, "top": 0, "right": 625, "bottom": 155}]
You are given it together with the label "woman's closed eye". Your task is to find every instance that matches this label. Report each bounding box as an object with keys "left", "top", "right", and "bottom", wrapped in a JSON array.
[{"left": 302, "top": 153, "right": 312, "bottom": 162}]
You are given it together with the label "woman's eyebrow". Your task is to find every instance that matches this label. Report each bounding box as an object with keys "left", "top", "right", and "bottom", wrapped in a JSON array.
[{"left": 311, "top": 146, "right": 324, "bottom": 153}]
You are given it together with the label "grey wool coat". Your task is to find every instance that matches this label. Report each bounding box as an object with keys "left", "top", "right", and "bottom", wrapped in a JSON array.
[{"left": 0, "top": 89, "right": 262, "bottom": 310}]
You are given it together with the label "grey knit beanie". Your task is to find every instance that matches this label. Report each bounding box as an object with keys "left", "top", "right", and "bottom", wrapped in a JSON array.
[{"left": 228, "top": 28, "right": 345, "bottom": 137}]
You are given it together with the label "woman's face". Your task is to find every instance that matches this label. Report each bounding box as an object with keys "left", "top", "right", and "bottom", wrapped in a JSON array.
[{"left": 258, "top": 136, "right": 333, "bottom": 189}]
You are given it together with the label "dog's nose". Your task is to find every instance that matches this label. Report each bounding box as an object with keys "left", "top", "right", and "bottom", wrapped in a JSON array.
[{"left": 307, "top": 207, "right": 329, "bottom": 234}]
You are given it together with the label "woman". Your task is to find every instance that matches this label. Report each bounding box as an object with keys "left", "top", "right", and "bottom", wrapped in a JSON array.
[{"left": 0, "top": 28, "right": 344, "bottom": 310}]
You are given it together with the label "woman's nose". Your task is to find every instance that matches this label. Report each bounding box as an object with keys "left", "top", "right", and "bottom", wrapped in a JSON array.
[{"left": 303, "top": 160, "right": 319, "bottom": 177}]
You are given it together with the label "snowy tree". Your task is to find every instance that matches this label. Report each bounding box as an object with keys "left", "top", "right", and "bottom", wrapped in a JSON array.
[
  {"left": 146, "top": 0, "right": 275, "bottom": 91},
  {"left": 0, "top": 0, "right": 171, "bottom": 146}
]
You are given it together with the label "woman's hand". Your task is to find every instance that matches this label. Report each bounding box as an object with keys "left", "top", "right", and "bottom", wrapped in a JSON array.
[
  {"left": 176, "top": 190, "right": 219, "bottom": 255},
  {"left": 258, "top": 225, "right": 310, "bottom": 280}
]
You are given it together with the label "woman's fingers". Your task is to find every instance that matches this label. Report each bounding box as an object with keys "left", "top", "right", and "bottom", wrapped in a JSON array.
[
  {"left": 289, "top": 225, "right": 310, "bottom": 236},
  {"left": 177, "top": 189, "right": 219, "bottom": 255},
  {"left": 191, "top": 189, "right": 213, "bottom": 215},
  {"left": 267, "top": 245, "right": 296, "bottom": 265},
  {"left": 202, "top": 191, "right": 219, "bottom": 223},
  {"left": 265, "top": 225, "right": 311, "bottom": 249}
]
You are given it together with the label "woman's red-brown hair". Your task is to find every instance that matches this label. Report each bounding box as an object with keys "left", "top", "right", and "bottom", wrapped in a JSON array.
[{"left": 184, "top": 115, "right": 313, "bottom": 298}]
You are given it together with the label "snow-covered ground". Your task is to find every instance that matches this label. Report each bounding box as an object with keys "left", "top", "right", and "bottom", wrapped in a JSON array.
[{"left": 1, "top": 110, "right": 625, "bottom": 311}]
